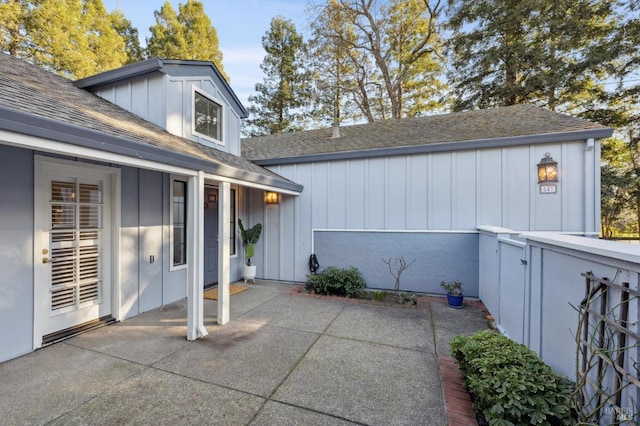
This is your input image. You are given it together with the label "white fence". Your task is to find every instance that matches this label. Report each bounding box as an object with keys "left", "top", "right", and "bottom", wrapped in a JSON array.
[{"left": 478, "top": 226, "right": 640, "bottom": 422}]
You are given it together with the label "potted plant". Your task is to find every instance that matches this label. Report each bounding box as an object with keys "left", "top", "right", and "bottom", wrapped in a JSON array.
[
  {"left": 238, "top": 219, "right": 262, "bottom": 283},
  {"left": 440, "top": 280, "right": 464, "bottom": 309}
]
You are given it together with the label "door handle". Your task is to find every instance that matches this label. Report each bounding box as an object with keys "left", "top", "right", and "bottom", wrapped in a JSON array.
[{"left": 42, "top": 257, "right": 51, "bottom": 264}]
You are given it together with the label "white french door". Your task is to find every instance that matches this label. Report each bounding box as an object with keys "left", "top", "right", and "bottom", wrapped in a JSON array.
[{"left": 34, "top": 159, "right": 114, "bottom": 347}]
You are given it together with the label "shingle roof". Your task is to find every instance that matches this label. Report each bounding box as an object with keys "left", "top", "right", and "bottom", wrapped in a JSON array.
[
  {"left": 242, "top": 105, "right": 612, "bottom": 164},
  {"left": 0, "top": 53, "right": 299, "bottom": 191}
]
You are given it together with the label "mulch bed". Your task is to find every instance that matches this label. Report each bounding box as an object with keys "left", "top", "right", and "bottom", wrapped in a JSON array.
[{"left": 288, "top": 285, "right": 488, "bottom": 313}]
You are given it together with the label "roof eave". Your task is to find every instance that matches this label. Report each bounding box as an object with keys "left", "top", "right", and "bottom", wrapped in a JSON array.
[
  {"left": 251, "top": 127, "right": 614, "bottom": 166},
  {"left": 74, "top": 58, "right": 164, "bottom": 89},
  {"left": 0, "top": 106, "right": 302, "bottom": 193}
]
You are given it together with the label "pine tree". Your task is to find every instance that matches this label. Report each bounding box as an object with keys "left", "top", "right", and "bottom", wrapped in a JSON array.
[
  {"left": 0, "top": 0, "right": 25, "bottom": 56},
  {"left": 146, "top": 0, "right": 227, "bottom": 80},
  {"left": 24, "top": 0, "right": 127, "bottom": 78},
  {"left": 110, "top": 8, "right": 144, "bottom": 65},
  {"left": 580, "top": 0, "right": 640, "bottom": 236},
  {"left": 146, "top": 1, "right": 187, "bottom": 60},
  {"left": 307, "top": 0, "right": 362, "bottom": 126},
  {"left": 445, "top": 0, "right": 620, "bottom": 112},
  {"left": 2, "top": 0, "right": 129, "bottom": 78},
  {"left": 244, "top": 16, "right": 311, "bottom": 136},
  {"left": 81, "top": 0, "right": 129, "bottom": 76}
]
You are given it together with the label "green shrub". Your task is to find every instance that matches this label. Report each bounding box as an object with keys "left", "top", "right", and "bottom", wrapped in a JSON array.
[
  {"left": 306, "top": 266, "right": 366, "bottom": 298},
  {"left": 450, "top": 330, "right": 573, "bottom": 425}
]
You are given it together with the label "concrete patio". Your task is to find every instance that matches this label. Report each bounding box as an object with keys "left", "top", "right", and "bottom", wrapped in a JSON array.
[{"left": 0, "top": 281, "right": 489, "bottom": 425}]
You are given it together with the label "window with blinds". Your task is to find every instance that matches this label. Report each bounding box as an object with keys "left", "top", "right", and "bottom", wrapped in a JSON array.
[{"left": 50, "top": 181, "right": 102, "bottom": 311}]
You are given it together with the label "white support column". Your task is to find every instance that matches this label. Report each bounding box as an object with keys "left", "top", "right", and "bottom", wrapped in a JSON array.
[
  {"left": 187, "top": 171, "right": 208, "bottom": 340},
  {"left": 217, "top": 181, "right": 231, "bottom": 325}
]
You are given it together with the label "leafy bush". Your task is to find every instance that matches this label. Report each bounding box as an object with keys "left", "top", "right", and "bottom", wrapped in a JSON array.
[
  {"left": 306, "top": 266, "right": 366, "bottom": 298},
  {"left": 450, "top": 330, "right": 573, "bottom": 425}
]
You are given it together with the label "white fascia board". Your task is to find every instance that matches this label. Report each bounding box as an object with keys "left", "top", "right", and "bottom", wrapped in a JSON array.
[
  {"left": 202, "top": 170, "right": 300, "bottom": 195},
  {"left": 2, "top": 129, "right": 302, "bottom": 194},
  {"left": 0, "top": 129, "right": 198, "bottom": 177},
  {"left": 312, "top": 228, "right": 479, "bottom": 234}
]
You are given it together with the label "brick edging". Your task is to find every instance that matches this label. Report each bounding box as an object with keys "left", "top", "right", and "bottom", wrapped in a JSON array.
[
  {"left": 438, "top": 355, "right": 478, "bottom": 426},
  {"left": 287, "top": 285, "right": 487, "bottom": 312}
]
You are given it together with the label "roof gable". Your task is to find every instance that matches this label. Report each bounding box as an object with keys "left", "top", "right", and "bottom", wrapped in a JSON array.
[
  {"left": 0, "top": 53, "right": 298, "bottom": 192},
  {"left": 242, "top": 105, "right": 613, "bottom": 165},
  {"left": 74, "top": 57, "right": 248, "bottom": 119}
]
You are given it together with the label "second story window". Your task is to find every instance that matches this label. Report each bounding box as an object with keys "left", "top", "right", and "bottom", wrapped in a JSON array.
[{"left": 194, "top": 90, "right": 223, "bottom": 143}]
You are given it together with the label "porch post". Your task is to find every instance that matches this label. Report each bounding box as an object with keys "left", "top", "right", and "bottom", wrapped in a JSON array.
[
  {"left": 217, "top": 181, "right": 231, "bottom": 325},
  {"left": 187, "top": 171, "right": 208, "bottom": 340}
]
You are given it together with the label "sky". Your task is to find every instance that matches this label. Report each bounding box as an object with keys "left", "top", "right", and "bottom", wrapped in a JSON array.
[{"left": 102, "top": 0, "right": 311, "bottom": 107}]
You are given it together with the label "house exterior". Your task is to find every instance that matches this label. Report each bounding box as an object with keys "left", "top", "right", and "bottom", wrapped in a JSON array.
[
  {"left": 0, "top": 53, "right": 613, "bottom": 364},
  {"left": 242, "top": 106, "right": 613, "bottom": 295},
  {"left": 0, "top": 55, "right": 301, "bottom": 363}
]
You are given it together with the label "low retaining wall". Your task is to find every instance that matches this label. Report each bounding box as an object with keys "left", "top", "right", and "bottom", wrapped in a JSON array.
[{"left": 313, "top": 229, "right": 479, "bottom": 296}]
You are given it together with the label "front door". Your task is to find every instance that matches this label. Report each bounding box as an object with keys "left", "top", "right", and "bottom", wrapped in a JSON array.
[
  {"left": 204, "top": 187, "right": 218, "bottom": 286},
  {"left": 34, "top": 160, "right": 113, "bottom": 346}
]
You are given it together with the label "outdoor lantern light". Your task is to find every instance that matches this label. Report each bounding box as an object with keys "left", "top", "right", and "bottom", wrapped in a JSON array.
[
  {"left": 265, "top": 191, "right": 279, "bottom": 204},
  {"left": 537, "top": 152, "right": 558, "bottom": 183}
]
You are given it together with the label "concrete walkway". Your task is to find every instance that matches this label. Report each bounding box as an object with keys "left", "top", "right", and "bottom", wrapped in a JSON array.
[{"left": 0, "top": 281, "right": 489, "bottom": 425}]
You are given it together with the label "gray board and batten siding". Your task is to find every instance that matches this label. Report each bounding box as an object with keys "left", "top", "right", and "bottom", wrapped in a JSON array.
[
  {"left": 75, "top": 58, "right": 247, "bottom": 158},
  {"left": 242, "top": 105, "right": 612, "bottom": 295},
  {"left": 0, "top": 146, "right": 35, "bottom": 362}
]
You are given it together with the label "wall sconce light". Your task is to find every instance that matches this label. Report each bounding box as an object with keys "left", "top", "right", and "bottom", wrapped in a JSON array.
[
  {"left": 265, "top": 191, "right": 279, "bottom": 204},
  {"left": 537, "top": 152, "right": 558, "bottom": 194},
  {"left": 537, "top": 152, "right": 558, "bottom": 183}
]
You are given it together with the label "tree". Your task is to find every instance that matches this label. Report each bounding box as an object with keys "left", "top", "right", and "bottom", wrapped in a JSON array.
[
  {"left": 244, "top": 16, "right": 312, "bottom": 136},
  {"left": 110, "top": 8, "right": 144, "bottom": 64},
  {"left": 0, "top": 0, "right": 26, "bottom": 56},
  {"left": 445, "top": 0, "right": 620, "bottom": 112},
  {"left": 579, "top": 0, "right": 640, "bottom": 237},
  {"left": 23, "top": 0, "right": 127, "bottom": 78},
  {"left": 146, "top": 1, "right": 185, "bottom": 59},
  {"left": 146, "top": 0, "right": 227, "bottom": 80},
  {"left": 1, "top": 0, "right": 132, "bottom": 78},
  {"left": 601, "top": 138, "right": 635, "bottom": 237},
  {"left": 81, "top": 0, "right": 130, "bottom": 77},
  {"left": 307, "top": 0, "right": 360, "bottom": 126},
  {"left": 308, "top": 0, "right": 445, "bottom": 123}
]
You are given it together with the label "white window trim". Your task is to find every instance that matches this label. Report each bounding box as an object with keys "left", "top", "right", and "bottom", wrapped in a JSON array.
[
  {"left": 170, "top": 176, "right": 188, "bottom": 271},
  {"left": 192, "top": 86, "right": 226, "bottom": 147}
]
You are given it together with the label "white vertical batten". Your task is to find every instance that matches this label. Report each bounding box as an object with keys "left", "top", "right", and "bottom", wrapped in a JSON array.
[
  {"left": 584, "top": 138, "right": 595, "bottom": 234},
  {"left": 187, "top": 171, "right": 208, "bottom": 340},
  {"left": 594, "top": 139, "right": 602, "bottom": 235},
  {"left": 218, "top": 181, "right": 231, "bottom": 325}
]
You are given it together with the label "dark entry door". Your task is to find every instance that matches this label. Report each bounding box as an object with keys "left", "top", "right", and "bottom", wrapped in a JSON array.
[{"left": 204, "top": 187, "right": 218, "bottom": 286}]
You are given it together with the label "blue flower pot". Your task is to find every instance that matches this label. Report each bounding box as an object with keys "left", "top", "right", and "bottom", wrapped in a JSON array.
[{"left": 446, "top": 293, "right": 464, "bottom": 309}]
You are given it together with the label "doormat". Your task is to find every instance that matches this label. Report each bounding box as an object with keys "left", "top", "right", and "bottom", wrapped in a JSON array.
[{"left": 203, "top": 284, "right": 248, "bottom": 300}]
